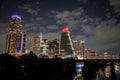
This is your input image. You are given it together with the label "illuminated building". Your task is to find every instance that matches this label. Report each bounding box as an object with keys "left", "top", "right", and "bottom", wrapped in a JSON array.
[
  {"left": 79, "top": 40, "right": 85, "bottom": 58},
  {"left": 32, "top": 33, "right": 42, "bottom": 56},
  {"left": 5, "top": 14, "right": 26, "bottom": 55},
  {"left": 85, "top": 48, "right": 91, "bottom": 59},
  {"left": 60, "top": 27, "right": 77, "bottom": 59},
  {"left": 40, "top": 39, "right": 49, "bottom": 55},
  {"left": 104, "top": 52, "right": 112, "bottom": 59},
  {"left": 72, "top": 40, "right": 79, "bottom": 55},
  {"left": 85, "top": 48, "right": 99, "bottom": 59},
  {"left": 32, "top": 34, "right": 49, "bottom": 57},
  {"left": 87, "top": 51, "right": 98, "bottom": 59},
  {"left": 49, "top": 39, "right": 60, "bottom": 55}
]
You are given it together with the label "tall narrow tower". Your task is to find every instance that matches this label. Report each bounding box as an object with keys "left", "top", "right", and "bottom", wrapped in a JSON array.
[
  {"left": 80, "top": 40, "right": 85, "bottom": 58},
  {"left": 32, "top": 33, "right": 43, "bottom": 56},
  {"left": 5, "top": 14, "right": 26, "bottom": 56}
]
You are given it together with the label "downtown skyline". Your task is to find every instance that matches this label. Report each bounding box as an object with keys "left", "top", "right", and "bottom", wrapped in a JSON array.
[{"left": 0, "top": 0, "right": 120, "bottom": 55}]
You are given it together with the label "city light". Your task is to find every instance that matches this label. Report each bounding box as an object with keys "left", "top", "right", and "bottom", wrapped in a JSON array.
[
  {"left": 62, "top": 27, "right": 69, "bottom": 33},
  {"left": 11, "top": 14, "right": 21, "bottom": 19}
]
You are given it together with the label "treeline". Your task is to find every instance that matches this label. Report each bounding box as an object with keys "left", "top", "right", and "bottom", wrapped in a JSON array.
[
  {"left": 0, "top": 52, "right": 119, "bottom": 80},
  {"left": 0, "top": 53, "right": 76, "bottom": 80}
]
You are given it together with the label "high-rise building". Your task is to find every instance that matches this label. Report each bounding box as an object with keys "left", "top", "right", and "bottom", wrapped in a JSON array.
[
  {"left": 32, "top": 33, "right": 42, "bottom": 56},
  {"left": 5, "top": 14, "right": 26, "bottom": 56},
  {"left": 104, "top": 52, "right": 111, "bottom": 59},
  {"left": 60, "top": 27, "right": 77, "bottom": 59},
  {"left": 40, "top": 39, "right": 49, "bottom": 55},
  {"left": 72, "top": 40, "right": 79, "bottom": 55},
  {"left": 32, "top": 34, "right": 49, "bottom": 57},
  {"left": 48, "top": 39, "right": 60, "bottom": 55},
  {"left": 79, "top": 40, "right": 85, "bottom": 58}
]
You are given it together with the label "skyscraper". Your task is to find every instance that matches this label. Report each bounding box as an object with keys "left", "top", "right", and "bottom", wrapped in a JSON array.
[
  {"left": 60, "top": 27, "right": 77, "bottom": 59},
  {"left": 32, "top": 33, "right": 50, "bottom": 57},
  {"left": 32, "top": 33, "right": 42, "bottom": 56},
  {"left": 5, "top": 14, "right": 26, "bottom": 56},
  {"left": 49, "top": 39, "right": 60, "bottom": 55},
  {"left": 40, "top": 39, "right": 49, "bottom": 55},
  {"left": 72, "top": 40, "right": 79, "bottom": 55},
  {"left": 79, "top": 40, "right": 85, "bottom": 58}
]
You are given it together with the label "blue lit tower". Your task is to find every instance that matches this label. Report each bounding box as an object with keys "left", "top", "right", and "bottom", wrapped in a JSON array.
[{"left": 5, "top": 14, "right": 26, "bottom": 56}]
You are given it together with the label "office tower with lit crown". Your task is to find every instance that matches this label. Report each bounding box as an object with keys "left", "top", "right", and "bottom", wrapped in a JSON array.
[
  {"left": 5, "top": 14, "right": 26, "bottom": 56},
  {"left": 60, "top": 27, "right": 77, "bottom": 59}
]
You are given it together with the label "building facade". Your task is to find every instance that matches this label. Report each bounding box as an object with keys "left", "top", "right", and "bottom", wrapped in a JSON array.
[
  {"left": 79, "top": 40, "right": 85, "bottom": 58},
  {"left": 48, "top": 39, "right": 60, "bottom": 55},
  {"left": 40, "top": 39, "right": 49, "bottom": 55},
  {"left": 72, "top": 40, "right": 79, "bottom": 55},
  {"left": 32, "top": 34, "right": 50, "bottom": 57},
  {"left": 60, "top": 27, "right": 77, "bottom": 59},
  {"left": 5, "top": 14, "right": 26, "bottom": 56},
  {"left": 32, "top": 34, "right": 42, "bottom": 56}
]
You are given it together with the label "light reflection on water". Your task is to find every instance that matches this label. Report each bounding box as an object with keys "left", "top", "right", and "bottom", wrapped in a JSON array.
[
  {"left": 73, "top": 62, "right": 120, "bottom": 80},
  {"left": 73, "top": 73, "right": 120, "bottom": 80}
]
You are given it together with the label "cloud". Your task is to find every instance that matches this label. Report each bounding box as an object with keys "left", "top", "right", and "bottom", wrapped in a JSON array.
[
  {"left": 52, "top": 8, "right": 120, "bottom": 54},
  {"left": 108, "top": 0, "right": 120, "bottom": 13},
  {"left": 23, "top": 17, "right": 47, "bottom": 33},
  {"left": 19, "top": 3, "right": 40, "bottom": 15},
  {"left": 0, "top": 23, "right": 9, "bottom": 53},
  {"left": 54, "top": 8, "right": 83, "bottom": 20},
  {"left": 44, "top": 32, "right": 60, "bottom": 40},
  {"left": 52, "top": 8, "right": 100, "bottom": 28},
  {"left": 0, "top": 34, "right": 6, "bottom": 53},
  {"left": 26, "top": 33, "right": 37, "bottom": 50},
  {"left": 75, "top": 18, "right": 120, "bottom": 53},
  {"left": 77, "top": 0, "right": 88, "bottom": 3},
  {"left": 47, "top": 25, "right": 58, "bottom": 30},
  {"left": 31, "top": 17, "right": 43, "bottom": 21},
  {"left": 52, "top": 8, "right": 84, "bottom": 29}
]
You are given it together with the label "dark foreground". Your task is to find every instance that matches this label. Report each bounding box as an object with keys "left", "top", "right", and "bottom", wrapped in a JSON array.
[{"left": 0, "top": 54, "right": 120, "bottom": 80}]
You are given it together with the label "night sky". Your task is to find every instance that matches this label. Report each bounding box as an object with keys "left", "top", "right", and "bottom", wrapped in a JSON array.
[{"left": 0, "top": 0, "right": 120, "bottom": 55}]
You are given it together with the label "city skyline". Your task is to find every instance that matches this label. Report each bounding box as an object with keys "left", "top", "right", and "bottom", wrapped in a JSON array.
[{"left": 0, "top": 0, "right": 120, "bottom": 55}]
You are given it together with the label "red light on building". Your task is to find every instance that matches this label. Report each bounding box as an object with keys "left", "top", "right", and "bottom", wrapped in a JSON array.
[
  {"left": 62, "top": 27, "right": 69, "bottom": 33},
  {"left": 16, "top": 55, "right": 22, "bottom": 59}
]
